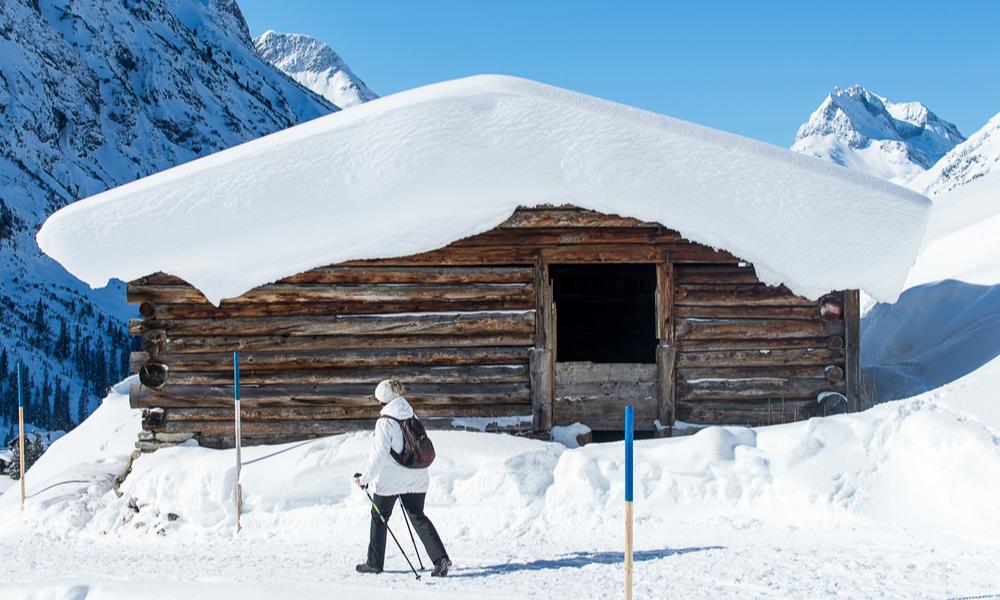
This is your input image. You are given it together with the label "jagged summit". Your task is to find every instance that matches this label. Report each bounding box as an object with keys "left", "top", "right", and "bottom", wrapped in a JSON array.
[
  {"left": 909, "top": 112, "right": 1000, "bottom": 197},
  {"left": 256, "top": 30, "right": 377, "bottom": 109},
  {"left": 792, "top": 85, "right": 964, "bottom": 183}
]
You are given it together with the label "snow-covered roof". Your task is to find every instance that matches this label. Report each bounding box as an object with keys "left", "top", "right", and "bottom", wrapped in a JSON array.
[{"left": 36, "top": 75, "right": 931, "bottom": 305}]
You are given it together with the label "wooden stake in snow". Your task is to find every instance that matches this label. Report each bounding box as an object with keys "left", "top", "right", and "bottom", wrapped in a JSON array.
[
  {"left": 624, "top": 404, "right": 634, "bottom": 600},
  {"left": 17, "top": 362, "right": 25, "bottom": 512},
  {"left": 234, "top": 351, "right": 243, "bottom": 533}
]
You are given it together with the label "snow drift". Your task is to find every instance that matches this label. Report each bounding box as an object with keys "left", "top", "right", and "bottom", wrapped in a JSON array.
[
  {"left": 3, "top": 372, "right": 999, "bottom": 549},
  {"left": 36, "top": 75, "right": 930, "bottom": 305}
]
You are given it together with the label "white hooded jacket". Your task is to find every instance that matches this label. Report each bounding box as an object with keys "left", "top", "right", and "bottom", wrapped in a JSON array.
[{"left": 364, "top": 396, "right": 430, "bottom": 496}]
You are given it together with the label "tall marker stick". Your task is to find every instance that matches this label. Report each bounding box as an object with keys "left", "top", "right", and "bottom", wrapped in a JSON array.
[
  {"left": 624, "top": 405, "right": 634, "bottom": 600},
  {"left": 234, "top": 351, "right": 243, "bottom": 533},
  {"left": 17, "top": 362, "right": 25, "bottom": 512}
]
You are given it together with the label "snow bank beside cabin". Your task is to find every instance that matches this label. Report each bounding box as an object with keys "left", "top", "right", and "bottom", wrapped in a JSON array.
[
  {"left": 3, "top": 374, "right": 999, "bottom": 548},
  {"left": 36, "top": 75, "right": 930, "bottom": 304}
]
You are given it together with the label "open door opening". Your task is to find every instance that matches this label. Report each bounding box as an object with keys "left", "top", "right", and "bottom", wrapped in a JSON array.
[
  {"left": 548, "top": 264, "right": 660, "bottom": 432},
  {"left": 550, "top": 264, "right": 657, "bottom": 363}
]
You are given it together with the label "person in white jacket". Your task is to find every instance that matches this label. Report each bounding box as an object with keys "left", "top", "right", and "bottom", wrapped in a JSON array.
[{"left": 354, "top": 380, "right": 451, "bottom": 577}]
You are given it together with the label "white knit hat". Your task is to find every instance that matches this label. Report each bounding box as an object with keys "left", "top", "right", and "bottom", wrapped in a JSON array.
[{"left": 374, "top": 379, "right": 404, "bottom": 404}]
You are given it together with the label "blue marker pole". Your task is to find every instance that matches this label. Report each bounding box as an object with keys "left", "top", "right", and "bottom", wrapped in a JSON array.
[
  {"left": 624, "top": 405, "right": 634, "bottom": 600},
  {"left": 17, "top": 362, "right": 25, "bottom": 511},
  {"left": 233, "top": 351, "right": 243, "bottom": 533}
]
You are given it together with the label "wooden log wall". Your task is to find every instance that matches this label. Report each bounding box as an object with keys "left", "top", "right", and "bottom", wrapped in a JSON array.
[
  {"left": 672, "top": 263, "right": 849, "bottom": 426},
  {"left": 127, "top": 206, "right": 859, "bottom": 448},
  {"left": 129, "top": 265, "right": 537, "bottom": 449}
]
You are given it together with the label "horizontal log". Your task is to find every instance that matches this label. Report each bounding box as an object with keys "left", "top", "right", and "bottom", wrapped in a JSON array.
[
  {"left": 675, "top": 337, "right": 838, "bottom": 352},
  {"left": 675, "top": 318, "right": 844, "bottom": 340},
  {"left": 130, "top": 383, "right": 530, "bottom": 409},
  {"left": 131, "top": 346, "right": 530, "bottom": 372},
  {"left": 153, "top": 404, "right": 532, "bottom": 423},
  {"left": 343, "top": 241, "right": 737, "bottom": 266},
  {"left": 673, "top": 264, "right": 760, "bottom": 285},
  {"left": 452, "top": 227, "right": 681, "bottom": 247},
  {"left": 675, "top": 285, "right": 816, "bottom": 306},
  {"left": 279, "top": 266, "right": 533, "bottom": 285},
  {"left": 674, "top": 305, "right": 820, "bottom": 320},
  {"left": 130, "top": 311, "right": 535, "bottom": 337},
  {"left": 499, "top": 208, "right": 657, "bottom": 229},
  {"left": 676, "top": 399, "right": 815, "bottom": 425},
  {"left": 678, "top": 365, "right": 840, "bottom": 381},
  {"left": 127, "top": 283, "right": 532, "bottom": 306},
  {"left": 167, "top": 365, "right": 529, "bottom": 386},
  {"left": 195, "top": 415, "right": 533, "bottom": 448},
  {"left": 144, "top": 299, "right": 536, "bottom": 319},
  {"left": 677, "top": 378, "right": 844, "bottom": 401},
  {"left": 676, "top": 348, "right": 844, "bottom": 368},
  {"left": 152, "top": 411, "right": 530, "bottom": 436},
  {"left": 159, "top": 333, "right": 533, "bottom": 354}
]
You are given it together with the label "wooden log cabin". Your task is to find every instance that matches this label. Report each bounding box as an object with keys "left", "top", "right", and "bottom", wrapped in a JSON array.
[
  {"left": 36, "top": 76, "right": 929, "bottom": 452},
  {"left": 127, "top": 205, "right": 859, "bottom": 450}
]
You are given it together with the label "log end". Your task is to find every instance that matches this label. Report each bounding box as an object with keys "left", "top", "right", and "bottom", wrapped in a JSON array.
[{"left": 139, "top": 363, "right": 170, "bottom": 389}]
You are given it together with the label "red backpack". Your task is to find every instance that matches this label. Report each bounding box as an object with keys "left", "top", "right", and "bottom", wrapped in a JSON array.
[{"left": 381, "top": 415, "right": 436, "bottom": 469}]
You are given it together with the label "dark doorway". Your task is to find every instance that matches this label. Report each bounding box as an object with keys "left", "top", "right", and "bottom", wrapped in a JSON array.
[{"left": 550, "top": 264, "right": 657, "bottom": 363}]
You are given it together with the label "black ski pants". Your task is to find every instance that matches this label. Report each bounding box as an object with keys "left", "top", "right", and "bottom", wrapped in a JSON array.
[{"left": 367, "top": 492, "right": 448, "bottom": 570}]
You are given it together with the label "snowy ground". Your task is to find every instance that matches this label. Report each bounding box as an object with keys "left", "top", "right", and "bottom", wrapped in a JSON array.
[{"left": 1, "top": 377, "right": 998, "bottom": 599}]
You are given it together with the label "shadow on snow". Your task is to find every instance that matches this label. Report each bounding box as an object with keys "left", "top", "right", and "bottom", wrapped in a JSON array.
[
  {"left": 862, "top": 279, "right": 1000, "bottom": 403},
  {"left": 447, "top": 547, "right": 724, "bottom": 578}
]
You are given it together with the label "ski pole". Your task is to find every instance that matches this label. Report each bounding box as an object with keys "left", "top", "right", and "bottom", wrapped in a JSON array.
[
  {"left": 400, "top": 503, "right": 425, "bottom": 570},
  {"left": 354, "top": 473, "right": 421, "bottom": 580}
]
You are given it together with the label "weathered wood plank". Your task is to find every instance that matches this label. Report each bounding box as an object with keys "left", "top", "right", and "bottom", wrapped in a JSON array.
[
  {"left": 553, "top": 394, "right": 658, "bottom": 431},
  {"left": 130, "top": 383, "right": 530, "bottom": 409},
  {"left": 677, "top": 378, "right": 845, "bottom": 401},
  {"left": 451, "top": 227, "right": 681, "bottom": 247},
  {"left": 131, "top": 346, "right": 530, "bottom": 372},
  {"left": 674, "top": 285, "right": 816, "bottom": 306},
  {"left": 555, "top": 362, "right": 657, "bottom": 384},
  {"left": 674, "top": 305, "right": 820, "bottom": 320},
  {"left": 673, "top": 264, "right": 759, "bottom": 285},
  {"left": 159, "top": 333, "right": 533, "bottom": 354},
  {"left": 676, "top": 399, "right": 815, "bottom": 424},
  {"left": 656, "top": 342, "right": 676, "bottom": 433},
  {"left": 154, "top": 404, "right": 531, "bottom": 423},
  {"left": 676, "top": 347, "right": 844, "bottom": 368},
  {"left": 128, "top": 283, "right": 533, "bottom": 306},
  {"left": 278, "top": 266, "right": 533, "bottom": 285},
  {"left": 529, "top": 348, "right": 553, "bottom": 431},
  {"left": 844, "top": 289, "right": 861, "bottom": 411},
  {"left": 167, "top": 365, "right": 529, "bottom": 386},
  {"left": 143, "top": 299, "right": 535, "bottom": 319},
  {"left": 675, "top": 317, "right": 844, "bottom": 340},
  {"left": 130, "top": 311, "right": 535, "bottom": 337},
  {"left": 195, "top": 415, "right": 533, "bottom": 448},
  {"left": 675, "top": 337, "right": 834, "bottom": 352},
  {"left": 678, "top": 365, "right": 841, "bottom": 381}
]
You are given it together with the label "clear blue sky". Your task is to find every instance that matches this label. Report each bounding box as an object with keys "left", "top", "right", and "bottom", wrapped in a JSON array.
[{"left": 239, "top": 1, "right": 1000, "bottom": 146}]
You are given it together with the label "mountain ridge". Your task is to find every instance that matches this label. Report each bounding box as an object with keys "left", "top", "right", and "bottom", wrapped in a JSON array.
[
  {"left": 792, "top": 85, "right": 964, "bottom": 183},
  {"left": 256, "top": 30, "right": 377, "bottom": 109}
]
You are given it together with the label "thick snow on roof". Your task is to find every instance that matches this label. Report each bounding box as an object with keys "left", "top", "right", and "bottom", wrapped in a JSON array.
[{"left": 37, "top": 75, "right": 930, "bottom": 304}]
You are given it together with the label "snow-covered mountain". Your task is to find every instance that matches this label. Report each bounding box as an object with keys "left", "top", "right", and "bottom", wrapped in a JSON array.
[
  {"left": 792, "top": 85, "right": 964, "bottom": 183},
  {"left": 0, "top": 0, "right": 335, "bottom": 441},
  {"left": 255, "top": 30, "right": 377, "bottom": 109},
  {"left": 908, "top": 112, "right": 1000, "bottom": 197}
]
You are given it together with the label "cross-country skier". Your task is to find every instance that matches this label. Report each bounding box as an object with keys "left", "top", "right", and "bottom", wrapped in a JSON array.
[{"left": 354, "top": 379, "right": 452, "bottom": 577}]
